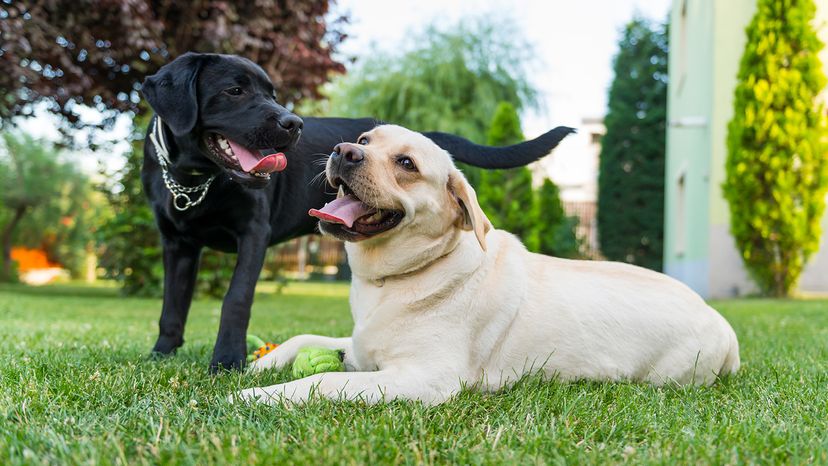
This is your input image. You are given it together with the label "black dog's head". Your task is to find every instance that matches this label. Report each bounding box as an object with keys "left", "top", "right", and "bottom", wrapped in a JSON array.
[{"left": 142, "top": 52, "right": 303, "bottom": 188}]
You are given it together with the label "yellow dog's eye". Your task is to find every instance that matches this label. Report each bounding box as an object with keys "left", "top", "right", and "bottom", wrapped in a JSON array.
[
  {"left": 396, "top": 156, "right": 417, "bottom": 172},
  {"left": 358, "top": 137, "right": 369, "bottom": 145}
]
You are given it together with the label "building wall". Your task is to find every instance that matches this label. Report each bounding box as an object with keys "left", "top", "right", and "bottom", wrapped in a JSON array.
[
  {"left": 706, "top": 0, "right": 758, "bottom": 297},
  {"left": 541, "top": 118, "right": 604, "bottom": 203},
  {"left": 664, "top": 0, "right": 716, "bottom": 296},
  {"left": 799, "top": 1, "right": 828, "bottom": 293}
]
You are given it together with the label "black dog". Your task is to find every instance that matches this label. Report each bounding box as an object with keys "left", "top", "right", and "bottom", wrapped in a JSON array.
[{"left": 140, "top": 52, "right": 574, "bottom": 372}]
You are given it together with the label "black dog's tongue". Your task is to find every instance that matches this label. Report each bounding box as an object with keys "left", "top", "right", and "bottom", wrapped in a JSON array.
[{"left": 228, "top": 140, "right": 287, "bottom": 173}]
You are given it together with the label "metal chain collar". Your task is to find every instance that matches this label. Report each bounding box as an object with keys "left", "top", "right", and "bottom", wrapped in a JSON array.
[
  {"left": 150, "top": 117, "right": 217, "bottom": 211},
  {"left": 161, "top": 168, "right": 216, "bottom": 211}
]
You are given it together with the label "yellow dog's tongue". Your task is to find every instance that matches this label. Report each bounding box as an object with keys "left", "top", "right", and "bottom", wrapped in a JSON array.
[
  {"left": 228, "top": 140, "right": 287, "bottom": 173},
  {"left": 308, "top": 195, "right": 375, "bottom": 228}
]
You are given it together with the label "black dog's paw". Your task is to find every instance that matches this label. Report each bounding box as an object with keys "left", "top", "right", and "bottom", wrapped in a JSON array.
[
  {"left": 209, "top": 353, "right": 246, "bottom": 374},
  {"left": 151, "top": 336, "right": 183, "bottom": 356}
]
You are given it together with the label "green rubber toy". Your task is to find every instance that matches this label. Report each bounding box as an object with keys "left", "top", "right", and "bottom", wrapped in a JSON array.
[{"left": 291, "top": 346, "right": 345, "bottom": 379}]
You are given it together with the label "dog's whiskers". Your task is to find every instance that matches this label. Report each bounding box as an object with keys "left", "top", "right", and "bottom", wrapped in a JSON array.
[
  {"left": 307, "top": 153, "right": 332, "bottom": 189},
  {"left": 309, "top": 169, "right": 329, "bottom": 188},
  {"left": 311, "top": 153, "right": 331, "bottom": 167}
]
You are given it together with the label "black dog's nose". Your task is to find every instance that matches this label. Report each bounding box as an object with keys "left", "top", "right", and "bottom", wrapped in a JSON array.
[
  {"left": 278, "top": 114, "right": 303, "bottom": 132},
  {"left": 333, "top": 143, "right": 365, "bottom": 164}
]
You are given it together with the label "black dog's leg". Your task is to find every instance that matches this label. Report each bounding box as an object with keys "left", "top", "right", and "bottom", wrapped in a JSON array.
[
  {"left": 209, "top": 229, "right": 269, "bottom": 372},
  {"left": 152, "top": 237, "right": 202, "bottom": 356}
]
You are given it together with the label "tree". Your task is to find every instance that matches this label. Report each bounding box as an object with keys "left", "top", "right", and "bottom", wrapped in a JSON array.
[
  {"left": 723, "top": 0, "right": 828, "bottom": 297},
  {"left": 15, "top": 166, "right": 104, "bottom": 277},
  {"left": 476, "top": 102, "right": 580, "bottom": 256},
  {"left": 536, "top": 179, "right": 581, "bottom": 258},
  {"left": 487, "top": 102, "right": 526, "bottom": 147},
  {"left": 477, "top": 102, "right": 541, "bottom": 248},
  {"left": 0, "top": 132, "right": 91, "bottom": 281},
  {"left": 96, "top": 111, "right": 163, "bottom": 295},
  {"left": 319, "top": 17, "right": 537, "bottom": 146},
  {"left": 0, "top": 1, "right": 345, "bottom": 132},
  {"left": 1, "top": 1, "right": 348, "bottom": 294},
  {"left": 597, "top": 18, "right": 668, "bottom": 271}
]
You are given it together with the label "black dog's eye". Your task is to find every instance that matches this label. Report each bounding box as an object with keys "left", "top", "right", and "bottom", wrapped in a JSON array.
[
  {"left": 396, "top": 156, "right": 417, "bottom": 172},
  {"left": 224, "top": 87, "right": 244, "bottom": 96},
  {"left": 358, "top": 137, "right": 369, "bottom": 145}
]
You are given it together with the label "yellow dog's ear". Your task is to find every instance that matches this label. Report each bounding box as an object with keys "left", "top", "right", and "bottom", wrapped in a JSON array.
[{"left": 448, "top": 171, "right": 492, "bottom": 251}]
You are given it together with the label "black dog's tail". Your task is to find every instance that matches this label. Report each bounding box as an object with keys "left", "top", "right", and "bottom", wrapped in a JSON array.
[{"left": 423, "top": 126, "right": 576, "bottom": 169}]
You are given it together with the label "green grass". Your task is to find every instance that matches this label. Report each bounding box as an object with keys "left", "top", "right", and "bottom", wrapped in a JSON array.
[{"left": 1, "top": 281, "right": 827, "bottom": 464}]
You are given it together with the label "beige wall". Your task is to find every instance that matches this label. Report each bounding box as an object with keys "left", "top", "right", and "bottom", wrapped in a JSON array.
[
  {"left": 801, "top": 2, "right": 828, "bottom": 294},
  {"left": 705, "top": 0, "right": 757, "bottom": 297},
  {"left": 801, "top": 208, "right": 828, "bottom": 293}
]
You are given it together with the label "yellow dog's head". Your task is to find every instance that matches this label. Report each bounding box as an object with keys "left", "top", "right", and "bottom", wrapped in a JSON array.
[{"left": 310, "top": 125, "right": 491, "bottom": 276}]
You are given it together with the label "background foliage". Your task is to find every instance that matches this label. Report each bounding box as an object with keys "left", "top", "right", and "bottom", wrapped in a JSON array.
[
  {"left": 317, "top": 19, "right": 536, "bottom": 145},
  {"left": 535, "top": 179, "right": 581, "bottom": 258},
  {"left": 0, "top": 0, "right": 345, "bottom": 133},
  {"left": 477, "top": 103, "right": 580, "bottom": 257},
  {"left": 597, "top": 18, "right": 668, "bottom": 271},
  {"left": 1, "top": 6, "right": 585, "bottom": 295},
  {"left": 96, "top": 111, "right": 162, "bottom": 296},
  {"left": 477, "top": 103, "right": 539, "bottom": 248},
  {"left": 0, "top": 0, "right": 347, "bottom": 295},
  {"left": 0, "top": 133, "right": 99, "bottom": 282},
  {"left": 723, "top": 0, "right": 828, "bottom": 297}
]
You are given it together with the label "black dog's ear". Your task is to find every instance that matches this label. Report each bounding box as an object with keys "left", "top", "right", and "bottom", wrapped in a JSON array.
[{"left": 141, "top": 52, "right": 204, "bottom": 136}]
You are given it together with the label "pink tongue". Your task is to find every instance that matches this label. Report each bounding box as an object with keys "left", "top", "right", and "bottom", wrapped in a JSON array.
[
  {"left": 228, "top": 140, "right": 287, "bottom": 173},
  {"left": 308, "top": 195, "right": 375, "bottom": 228}
]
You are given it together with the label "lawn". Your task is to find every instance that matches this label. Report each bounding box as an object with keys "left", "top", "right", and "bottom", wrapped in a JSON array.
[{"left": 1, "top": 281, "right": 826, "bottom": 465}]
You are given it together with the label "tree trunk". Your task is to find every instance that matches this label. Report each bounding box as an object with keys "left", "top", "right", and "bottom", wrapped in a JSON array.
[{"left": 1, "top": 204, "right": 28, "bottom": 281}]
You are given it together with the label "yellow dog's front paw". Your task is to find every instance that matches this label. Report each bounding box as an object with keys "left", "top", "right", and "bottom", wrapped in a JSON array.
[{"left": 248, "top": 346, "right": 296, "bottom": 373}]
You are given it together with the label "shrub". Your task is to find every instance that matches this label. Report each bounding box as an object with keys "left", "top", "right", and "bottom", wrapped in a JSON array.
[{"left": 723, "top": 0, "right": 828, "bottom": 296}]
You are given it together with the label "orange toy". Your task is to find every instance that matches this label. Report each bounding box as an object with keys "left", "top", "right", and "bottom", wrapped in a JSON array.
[{"left": 246, "top": 335, "right": 279, "bottom": 362}]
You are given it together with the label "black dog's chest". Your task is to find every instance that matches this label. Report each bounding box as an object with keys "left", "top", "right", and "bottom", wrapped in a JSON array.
[
  {"left": 187, "top": 223, "right": 240, "bottom": 253},
  {"left": 157, "top": 208, "right": 239, "bottom": 253}
]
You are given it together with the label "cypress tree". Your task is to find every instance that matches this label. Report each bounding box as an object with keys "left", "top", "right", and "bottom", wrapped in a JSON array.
[
  {"left": 597, "top": 18, "right": 668, "bottom": 270},
  {"left": 536, "top": 179, "right": 581, "bottom": 258},
  {"left": 477, "top": 102, "right": 538, "bottom": 247},
  {"left": 477, "top": 102, "right": 580, "bottom": 256},
  {"left": 723, "top": 0, "right": 828, "bottom": 296},
  {"left": 487, "top": 102, "right": 526, "bottom": 146}
]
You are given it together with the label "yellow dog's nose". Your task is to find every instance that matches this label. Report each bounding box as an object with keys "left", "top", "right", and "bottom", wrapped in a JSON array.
[{"left": 333, "top": 143, "right": 365, "bottom": 164}]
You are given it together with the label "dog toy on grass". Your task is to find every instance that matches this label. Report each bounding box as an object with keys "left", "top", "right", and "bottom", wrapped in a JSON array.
[
  {"left": 246, "top": 335, "right": 345, "bottom": 378},
  {"left": 291, "top": 346, "right": 345, "bottom": 379},
  {"left": 246, "top": 334, "right": 279, "bottom": 362}
]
